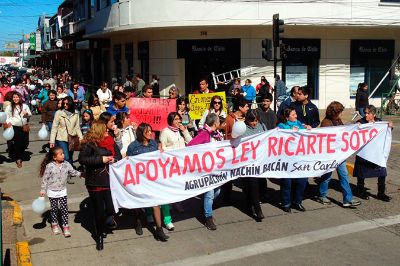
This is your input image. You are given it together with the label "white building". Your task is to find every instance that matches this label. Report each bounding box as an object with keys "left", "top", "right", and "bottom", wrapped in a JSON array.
[{"left": 79, "top": 0, "right": 400, "bottom": 108}]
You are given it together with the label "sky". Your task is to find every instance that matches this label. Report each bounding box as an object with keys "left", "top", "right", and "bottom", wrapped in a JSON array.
[{"left": 0, "top": 0, "right": 64, "bottom": 51}]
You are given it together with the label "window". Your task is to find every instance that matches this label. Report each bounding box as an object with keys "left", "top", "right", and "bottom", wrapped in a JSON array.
[
  {"left": 114, "top": 44, "right": 122, "bottom": 81},
  {"left": 350, "top": 40, "right": 394, "bottom": 98},
  {"left": 97, "top": 0, "right": 118, "bottom": 10},
  {"left": 125, "top": 43, "right": 134, "bottom": 76},
  {"left": 88, "top": 0, "right": 95, "bottom": 18}
]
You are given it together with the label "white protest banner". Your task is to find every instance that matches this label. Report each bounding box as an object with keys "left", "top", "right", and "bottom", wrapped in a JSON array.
[{"left": 110, "top": 123, "right": 391, "bottom": 210}]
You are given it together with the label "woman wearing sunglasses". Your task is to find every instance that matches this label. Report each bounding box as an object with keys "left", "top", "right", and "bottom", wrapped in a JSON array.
[{"left": 198, "top": 95, "right": 226, "bottom": 130}]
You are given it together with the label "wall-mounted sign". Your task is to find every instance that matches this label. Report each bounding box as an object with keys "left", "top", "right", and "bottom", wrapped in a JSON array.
[
  {"left": 282, "top": 38, "right": 321, "bottom": 59},
  {"left": 55, "top": 39, "right": 63, "bottom": 48},
  {"left": 351, "top": 40, "right": 394, "bottom": 59},
  {"left": 177, "top": 39, "right": 240, "bottom": 58}
]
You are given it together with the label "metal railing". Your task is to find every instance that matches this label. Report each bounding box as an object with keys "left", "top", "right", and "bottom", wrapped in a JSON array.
[{"left": 380, "top": 75, "right": 400, "bottom": 118}]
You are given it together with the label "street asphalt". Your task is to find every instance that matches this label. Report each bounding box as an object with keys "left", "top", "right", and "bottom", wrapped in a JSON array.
[{"left": 1, "top": 111, "right": 399, "bottom": 266}]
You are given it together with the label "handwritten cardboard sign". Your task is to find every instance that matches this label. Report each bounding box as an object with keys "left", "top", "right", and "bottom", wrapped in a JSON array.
[
  {"left": 129, "top": 98, "right": 176, "bottom": 131},
  {"left": 188, "top": 92, "right": 227, "bottom": 120}
]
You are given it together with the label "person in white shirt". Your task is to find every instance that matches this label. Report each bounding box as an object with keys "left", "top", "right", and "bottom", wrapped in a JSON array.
[
  {"left": 115, "top": 112, "right": 136, "bottom": 157},
  {"left": 198, "top": 95, "right": 227, "bottom": 130},
  {"left": 4, "top": 91, "right": 32, "bottom": 168},
  {"left": 96, "top": 81, "right": 113, "bottom": 108}
]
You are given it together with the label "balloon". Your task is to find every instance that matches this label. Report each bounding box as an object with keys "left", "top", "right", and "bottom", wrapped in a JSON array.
[
  {"left": 29, "top": 85, "right": 36, "bottom": 91},
  {"left": 3, "top": 126, "right": 14, "bottom": 140},
  {"left": 38, "top": 124, "right": 49, "bottom": 140},
  {"left": 30, "top": 99, "right": 37, "bottom": 106},
  {"left": 32, "top": 197, "right": 46, "bottom": 214},
  {"left": 0, "top": 112, "right": 7, "bottom": 123},
  {"left": 11, "top": 85, "right": 16, "bottom": 90},
  {"left": 231, "top": 121, "right": 246, "bottom": 138}
]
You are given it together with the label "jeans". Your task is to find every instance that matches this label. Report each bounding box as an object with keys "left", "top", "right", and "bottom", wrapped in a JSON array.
[
  {"left": 55, "top": 140, "right": 73, "bottom": 165},
  {"left": 204, "top": 188, "right": 221, "bottom": 218},
  {"left": 280, "top": 178, "right": 308, "bottom": 207},
  {"left": 359, "top": 108, "right": 365, "bottom": 117},
  {"left": 319, "top": 161, "right": 353, "bottom": 203},
  {"left": 46, "top": 121, "right": 53, "bottom": 132},
  {"left": 88, "top": 190, "right": 115, "bottom": 237}
]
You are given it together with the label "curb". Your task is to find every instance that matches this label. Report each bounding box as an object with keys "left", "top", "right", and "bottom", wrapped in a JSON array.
[
  {"left": 16, "top": 242, "right": 32, "bottom": 266},
  {"left": 2, "top": 193, "right": 23, "bottom": 225}
]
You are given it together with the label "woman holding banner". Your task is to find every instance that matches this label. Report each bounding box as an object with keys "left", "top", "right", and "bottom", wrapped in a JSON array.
[
  {"left": 242, "top": 110, "right": 266, "bottom": 221},
  {"left": 354, "top": 105, "right": 392, "bottom": 202},
  {"left": 78, "top": 122, "right": 122, "bottom": 250},
  {"left": 317, "top": 101, "right": 361, "bottom": 208},
  {"left": 188, "top": 113, "right": 224, "bottom": 230},
  {"left": 127, "top": 123, "right": 170, "bottom": 241},
  {"left": 159, "top": 112, "right": 192, "bottom": 225},
  {"left": 278, "top": 107, "right": 311, "bottom": 213},
  {"left": 198, "top": 95, "right": 226, "bottom": 130}
]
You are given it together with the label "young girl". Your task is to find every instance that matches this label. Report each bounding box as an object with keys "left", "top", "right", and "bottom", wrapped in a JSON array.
[
  {"left": 81, "top": 109, "right": 94, "bottom": 135},
  {"left": 115, "top": 112, "right": 136, "bottom": 157},
  {"left": 39, "top": 147, "right": 81, "bottom": 237},
  {"left": 278, "top": 107, "right": 311, "bottom": 213}
]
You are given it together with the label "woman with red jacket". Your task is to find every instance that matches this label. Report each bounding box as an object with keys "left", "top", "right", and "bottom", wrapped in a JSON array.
[{"left": 78, "top": 122, "right": 122, "bottom": 251}]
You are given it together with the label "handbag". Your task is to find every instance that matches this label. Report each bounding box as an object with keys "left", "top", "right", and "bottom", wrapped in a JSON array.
[{"left": 64, "top": 117, "right": 81, "bottom": 151}]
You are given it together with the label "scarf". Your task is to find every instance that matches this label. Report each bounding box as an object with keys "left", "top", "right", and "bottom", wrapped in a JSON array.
[
  {"left": 98, "top": 135, "right": 115, "bottom": 156},
  {"left": 204, "top": 124, "right": 224, "bottom": 141},
  {"left": 168, "top": 125, "right": 180, "bottom": 132}
]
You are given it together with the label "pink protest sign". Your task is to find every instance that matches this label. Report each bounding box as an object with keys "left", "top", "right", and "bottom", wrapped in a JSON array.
[{"left": 129, "top": 98, "right": 176, "bottom": 131}]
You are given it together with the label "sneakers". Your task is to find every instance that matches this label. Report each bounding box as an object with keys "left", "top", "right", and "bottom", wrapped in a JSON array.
[
  {"left": 343, "top": 200, "right": 361, "bottom": 208},
  {"left": 63, "top": 226, "right": 71, "bottom": 238},
  {"left": 205, "top": 216, "right": 217, "bottom": 230},
  {"left": 165, "top": 222, "right": 175, "bottom": 231},
  {"left": 317, "top": 197, "right": 331, "bottom": 205},
  {"left": 377, "top": 193, "right": 392, "bottom": 202},
  {"left": 51, "top": 224, "right": 61, "bottom": 235}
]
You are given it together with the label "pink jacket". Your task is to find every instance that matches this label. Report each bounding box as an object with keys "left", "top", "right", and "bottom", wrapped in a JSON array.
[{"left": 0, "top": 86, "right": 11, "bottom": 104}]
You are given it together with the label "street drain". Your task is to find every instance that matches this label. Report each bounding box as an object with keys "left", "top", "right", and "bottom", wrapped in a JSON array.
[{"left": 28, "top": 237, "right": 45, "bottom": 245}]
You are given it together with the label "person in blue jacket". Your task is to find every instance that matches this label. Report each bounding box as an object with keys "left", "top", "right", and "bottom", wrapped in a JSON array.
[
  {"left": 241, "top": 79, "right": 256, "bottom": 105},
  {"left": 106, "top": 91, "right": 129, "bottom": 116},
  {"left": 278, "top": 107, "right": 311, "bottom": 213},
  {"left": 67, "top": 81, "right": 85, "bottom": 112}
]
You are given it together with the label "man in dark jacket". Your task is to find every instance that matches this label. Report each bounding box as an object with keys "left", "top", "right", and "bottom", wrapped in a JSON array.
[
  {"left": 291, "top": 86, "right": 320, "bottom": 128},
  {"left": 256, "top": 93, "right": 277, "bottom": 130},
  {"left": 277, "top": 85, "right": 299, "bottom": 121}
]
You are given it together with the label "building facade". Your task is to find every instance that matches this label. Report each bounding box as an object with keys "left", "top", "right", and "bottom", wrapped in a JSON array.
[{"left": 54, "top": 0, "right": 400, "bottom": 107}]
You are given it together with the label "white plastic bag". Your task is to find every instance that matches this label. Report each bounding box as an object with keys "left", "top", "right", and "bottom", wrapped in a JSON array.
[
  {"left": 0, "top": 112, "right": 7, "bottom": 123},
  {"left": 231, "top": 121, "right": 246, "bottom": 138},
  {"left": 3, "top": 126, "right": 14, "bottom": 140},
  {"left": 38, "top": 124, "right": 49, "bottom": 140},
  {"left": 32, "top": 197, "right": 46, "bottom": 214}
]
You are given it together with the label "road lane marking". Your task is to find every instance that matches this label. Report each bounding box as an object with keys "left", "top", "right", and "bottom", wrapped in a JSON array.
[{"left": 159, "top": 214, "right": 400, "bottom": 266}]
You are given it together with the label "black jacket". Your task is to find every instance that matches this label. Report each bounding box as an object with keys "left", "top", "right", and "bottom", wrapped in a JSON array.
[
  {"left": 78, "top": 142, "right": 122, "bottom": 187},
  {"left": 291, "top": 100, "right": 320, "bottom": 128},
  {"left": 355, "top": 89, "right": 369, "bottom": 111}
]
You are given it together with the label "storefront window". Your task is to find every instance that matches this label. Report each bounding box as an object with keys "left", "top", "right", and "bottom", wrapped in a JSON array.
[
  {"left": 350, "top": 40, "right": 394, "bottom": 98},
  {"left": 114, "top": 44, "right": 122, "bottom": 81},
  {"left": 125, "top": 43, "right": 134, "bottom": 76},
  {"left": 282, "top": 38, "right": 320, "bottom": 99}
]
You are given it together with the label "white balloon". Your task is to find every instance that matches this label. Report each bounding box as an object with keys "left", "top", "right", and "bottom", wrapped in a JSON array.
[
  {"left": 32, "top": 197, "right": 46, "bottom": 214},
  {"left": 231, "top": 121, "right": 246, "bottom": 138},
  {"left": 29, "top": 84, "right": 36, "bottom": 91},
  {"left": 0, "top": 112, "right": 7, "bottom": 123},
  {"left": 3, "top": 126, "right": 14, "bottom": 140},
  {"left": 30, "top": 99, "right": 37, "bottom": 106},
  {"left": 38, "top": 124, "right": 49, "bottom": 140},
  {"left": 11, "top": 85, "right": 16, "bottom": 90}
]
